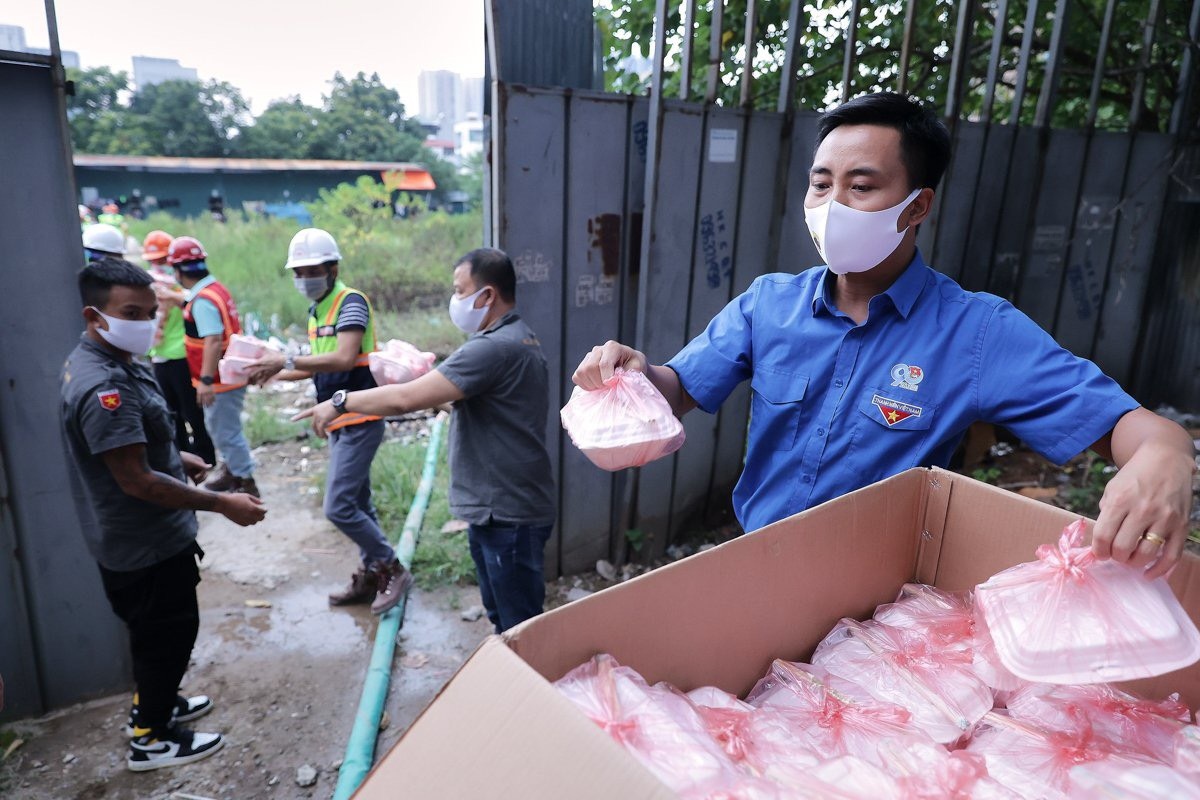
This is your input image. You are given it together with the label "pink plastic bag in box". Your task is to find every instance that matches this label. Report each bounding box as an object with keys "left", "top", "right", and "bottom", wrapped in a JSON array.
[
  {"left": 975, "top": 520, "right": 1200, "bottom": 684},
  {"left": 877, "top": 738, "right": 1020, "bottom": 799},
  {"left": 744, "top": 660, "right": 932, "bottom": 765},
  {"left": 1068, "top": 761, "right": 1200, "bottom": 799},
  {"left": 874, "top": 583, "right": 1026, "bottom": 694},
  {"left": 368, "top": 340, "right": 435, "bottom": 386},
  {"left": 553, "top": 655, "right": 745, "bottom": 798},
  {"left": 683, "top": 685, "right": 821, "bottom": 777},
  {"left": 967, "top": 711, "right": 1161, "bottom": 799},
  {"left": 812, "top": 618, "right": 994, "bottom": 744},
  {"left": 1177, "top": 724, "right": 1200, "bottom": 777},
  {"left": 1005, "top": 683, "right": 1190, "bottom": 763},
  {"left": 560, "top": 368, "right": 685, "bottom": 471}
]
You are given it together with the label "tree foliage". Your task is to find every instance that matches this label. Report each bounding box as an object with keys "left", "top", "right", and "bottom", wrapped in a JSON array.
[
  {"left": 67, "top": 68, "right": 458, "bottom": 195},
  {"left": 597, "top": 0, "right": 1195, "bottom": 132}
]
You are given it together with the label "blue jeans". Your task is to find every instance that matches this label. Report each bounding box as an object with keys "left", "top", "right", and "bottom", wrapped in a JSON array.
[
  {"left": 202, "top": 386, "right": 254, "bottom": 478},
  {"left": 468, "top": 521, "right": 552, "bottom": 633},
  {"left": 326, "top": 421, "right": 395, "bottom": 566}
]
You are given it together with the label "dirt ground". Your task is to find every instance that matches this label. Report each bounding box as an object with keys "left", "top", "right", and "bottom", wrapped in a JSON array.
[{"left": 2, "top": 435, "right": 493, "bottom": 800}]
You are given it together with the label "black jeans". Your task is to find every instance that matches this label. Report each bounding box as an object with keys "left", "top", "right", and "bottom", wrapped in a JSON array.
[
  {"left": 98, "top": 542, "right": 203, "bottom": 732},
  {"left": 153, "top": 358, "right": 215, "bottom": 465}
]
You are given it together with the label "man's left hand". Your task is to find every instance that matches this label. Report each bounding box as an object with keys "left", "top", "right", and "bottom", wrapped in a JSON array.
[
  {"left": 179, "top": 451, "right": 212, "bottom": 484},
  {"left": 1092, "top": 442, "right": 1196, "bottom": 579},
  {"left": 292, "top": 400, "right": 338, "bottom": 439},
  {"left": 248, "top": 352, "right": 286, "bottom": 386}
]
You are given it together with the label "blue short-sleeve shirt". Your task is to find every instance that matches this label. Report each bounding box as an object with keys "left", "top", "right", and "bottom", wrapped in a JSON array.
[{"left": 666, "top": 250, "right": 1139, "bottom": 533}]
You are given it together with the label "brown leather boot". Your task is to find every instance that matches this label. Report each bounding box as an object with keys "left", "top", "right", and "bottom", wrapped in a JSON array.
[
  {"left": 328, "top": 565, "right": 375, "bottom": 606},
  {"left": 230, "top": 476, "right": 260, "bottom": 499},
  {"left": 370, "top": 559, "right": 414, "bottom": 615},
  {"left": 203, "top": 462, "right": 234, "bottom": 492}
]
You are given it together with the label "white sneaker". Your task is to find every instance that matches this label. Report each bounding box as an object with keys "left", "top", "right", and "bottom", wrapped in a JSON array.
[{"left": 127, "top": 727, "right": 224, "bottom": 772}]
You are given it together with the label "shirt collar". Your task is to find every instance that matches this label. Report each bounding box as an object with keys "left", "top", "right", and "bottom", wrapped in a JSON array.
[
  {"left": 475, "top": 310, "right": 519, "bottom": 337},
  {"left": 810, "top": 249, "right": 930, "bottom": 320},
  {"left": 184, "top": 274, "right": 216, "bottom": 302}
]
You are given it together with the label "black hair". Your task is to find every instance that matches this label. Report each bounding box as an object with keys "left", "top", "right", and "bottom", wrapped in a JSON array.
[
  {"left": 78, "top": 257, "right": 153, "bottom": 308},
  {"left": 815, "top": 92, "right": 951, "bottom": 191},
  {"left": 458, "top": 248, "right": 516, "bottom": 302}
]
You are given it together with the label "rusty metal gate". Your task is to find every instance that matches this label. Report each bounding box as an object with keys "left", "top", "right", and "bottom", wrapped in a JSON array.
[{"left": 486, "top": 0, "right": 1199, "bottom": 576}]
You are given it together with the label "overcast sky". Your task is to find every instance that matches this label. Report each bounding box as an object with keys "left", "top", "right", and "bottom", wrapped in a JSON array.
[{"left": 6, "top": 0, "right": 486, "bottom": 115}]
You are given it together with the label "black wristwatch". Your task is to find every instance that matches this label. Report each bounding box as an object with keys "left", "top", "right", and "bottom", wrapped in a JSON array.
[
  {"left": 199, "top": 375, "right": 215, "bottom": 386},
  {"left": 331, "top": 389, "right": 349, "bottom": 414}
]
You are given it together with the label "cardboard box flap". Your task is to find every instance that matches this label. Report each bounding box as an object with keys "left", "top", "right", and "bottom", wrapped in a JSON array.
[
  {"left": 353, "top": 637, "right": 672, "bottom": 799},
  {"left": 508, "top": 469, "right": 928, "bottom": 698}
]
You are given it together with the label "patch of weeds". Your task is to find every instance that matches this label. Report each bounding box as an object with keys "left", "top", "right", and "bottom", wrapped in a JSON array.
[
  {"left": 970, "top": 466, "right": 1003, "bottom": 485},
  {"left": 624, "top": 527, "right": 646, "bottom": 554},
  {"left": 244, "top": 390, "right": 309, "bottom": 448}
]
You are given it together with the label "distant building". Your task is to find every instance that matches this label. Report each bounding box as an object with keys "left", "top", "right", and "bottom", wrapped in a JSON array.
[
  {"left": 460, "top": 76, "right": 485, "bottom": 121},
  {"left": 0, "top": 23, "right": 78, "bottom": 67},
  {"left": 132, "top": 56, "right": 198, "bottom": 88},
  {"left": 453, "top": 115, "right": 484, "bottom": 162},
  {"left": 418, "top": 69, "right": 459, "bottom": 140},
  {"left": 424, "top": 138, "right": 456, "bottom": 161}
]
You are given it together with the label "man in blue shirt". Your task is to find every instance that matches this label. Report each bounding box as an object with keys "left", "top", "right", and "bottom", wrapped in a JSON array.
[{"left": 573, "top": 92, "right": 1195, "bottom": 580}]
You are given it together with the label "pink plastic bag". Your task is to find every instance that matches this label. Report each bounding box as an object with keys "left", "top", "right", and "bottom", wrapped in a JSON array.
[
  {"left": 877, "top": 739, "right": 1020, "bottom": 799},
  {"left": 560, "top": 368, "right": 685, "bottom": 471},
  {"left": 874, "top": 584, "right": 1026, "bottom": 694},
  {"left": 975, "top": 520, "right": 1200, "bottom": 683},
  {"left": 1068, "top": 761, "right": 1200, "bottom": 799},
  {"left": 224, "top": 333, "right": 274, "bottom": 361},
  {"left": 812, "top": 618, "right": 994, "bottom": 743},
  {"left": 744, "top": 660, "right": 932, "bottom": 765},
  {"left": 368, "top": 339, "right": 436, "bottom": 386},
  {"left": 1006, "top": 683, "right": 1190, "bottom": 762},
  {"left": 218, "top": 356, "right": 256, "bottom": 384},
  {"left": 967, "top": 711, "right": 1159, "bottom": 799},
  {"left": 554, "top": 655, "right": 745, "bottom": 798},
  {"left": 1177, "top": 725, "right": 1200, "bottom": 777}
]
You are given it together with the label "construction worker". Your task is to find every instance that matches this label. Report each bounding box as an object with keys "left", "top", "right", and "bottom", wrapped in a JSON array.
[
  {"left": 295, "top": 248, "right": 556, "bottom": 632},
  {"left": 143, "top": 231, "right": 215, "bottom": 464},
  {"left": 247, "top": 228, "right": 413, "bottom": 614},
  {"left": 60, "top": 257, "right": 266, "bottom": 771},
  {"left": 83, "top": 222, "right": 126, "bottom": 263},
  {"left": 167, "top": 236, "right": 259, "bottom": 497},
  {"left": 98, "top": 201, "right": 126, "bottom": 231}
]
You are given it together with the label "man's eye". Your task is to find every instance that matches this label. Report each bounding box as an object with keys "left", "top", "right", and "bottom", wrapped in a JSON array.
[{"left": 852, "top": 185, "right": 873, "bottom": 192}]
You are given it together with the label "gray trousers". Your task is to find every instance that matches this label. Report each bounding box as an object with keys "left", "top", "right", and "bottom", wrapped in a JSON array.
[{"left": 325, "top": 420, "right": 395, "bottom": 566}]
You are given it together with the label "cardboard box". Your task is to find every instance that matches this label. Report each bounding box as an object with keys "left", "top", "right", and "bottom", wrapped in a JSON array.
[{"left": 354, "top": 467, "right": 1200, "bottom": 798}]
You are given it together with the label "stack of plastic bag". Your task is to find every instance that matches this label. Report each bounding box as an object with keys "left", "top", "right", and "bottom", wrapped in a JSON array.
[
  {"left": 554, "top": 655, "right": 746, "bottom": 798},
  {"left": 560, "top": 368, "right": 685, "bottom": 471},
  {"left": 218, "top": 333, "right": 277, "bottom": 384},
  {"left": 368, "top": 339, "right": 436, "bottom": 386},
  {"left": 812, "top": 618, "right": 994, "bottom": 744},
  {"left": 743, "top": 660, "right": 930, "bottom": 766},
  {"left": 975, "top": 519, "right": 1200, "bottom": 684}
]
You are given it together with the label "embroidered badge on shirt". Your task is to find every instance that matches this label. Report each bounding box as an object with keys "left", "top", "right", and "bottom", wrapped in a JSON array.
[
  {"left": 97, "top": 389, "right": 122, "bottom": 411},
  {"left": 872, "top": 394, "right": 922, "bottom": 426},
  {"left": 890, "top": 363, "right": 925, "bottom": 391}
]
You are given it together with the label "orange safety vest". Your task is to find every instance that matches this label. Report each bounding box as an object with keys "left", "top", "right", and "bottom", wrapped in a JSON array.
[{"left": 182, "top": 280, "right": 245, "bottom": 392}]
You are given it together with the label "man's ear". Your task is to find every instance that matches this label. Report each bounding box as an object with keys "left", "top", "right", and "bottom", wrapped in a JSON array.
[
  {"left": 82, "top": 306, "right": 103, "bottom": 327},
  {"left": 907, "top": 188, "right": 935, "bottom": 228}
]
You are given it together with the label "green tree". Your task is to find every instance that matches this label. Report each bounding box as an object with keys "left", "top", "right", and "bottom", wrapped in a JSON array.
[
  {"left": 122, "top": 79, "right": 249, "bottom": 156},
  {"left": 66, "top": 65, "right": 130, "bottom": 150},
  {"left": 237, "top": 97, "right": 322, "bottom": 158},
  {"left": 597, "top": 0, "right": 1193, "bottom": 132}
]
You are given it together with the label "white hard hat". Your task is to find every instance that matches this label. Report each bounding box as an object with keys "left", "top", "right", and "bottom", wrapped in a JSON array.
[
  {"left": 82, "top": 223, "right": 125, "bottom": 256},
  {"left": 285, "top": 228, "right": 341, "bottom": 270}
]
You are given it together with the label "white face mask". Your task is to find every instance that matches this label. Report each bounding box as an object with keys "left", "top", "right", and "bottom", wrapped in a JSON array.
[
  {"left": 448, "top": 287, "right": 491, "bottom": 333},
  {"left": 804, "top": 188, "right": 921, "bottom": 274},
  {"left": 90, "top": 308, "right": 157, "bottom": 356}
]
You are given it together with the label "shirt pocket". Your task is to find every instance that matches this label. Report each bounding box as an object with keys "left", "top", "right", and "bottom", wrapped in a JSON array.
[
  {"left": 857, "top": 387, "right": 937, "bottom": 432},
  {"left": 750, "top": 368, "right": 809, "bottom": 452}
]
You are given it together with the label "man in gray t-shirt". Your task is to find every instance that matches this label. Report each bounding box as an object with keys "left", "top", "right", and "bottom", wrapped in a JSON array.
[
  {"left": 297, "top": 248, "right": 556, "bottom": 632},
  {"left": 61, "top": 259, "right": 266, "bottom": 773}
]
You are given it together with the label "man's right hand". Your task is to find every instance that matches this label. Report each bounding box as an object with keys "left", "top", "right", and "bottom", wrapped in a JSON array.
[
  {"left": 216, "top": 492, "right": 267, "bottom": 526},
  {"left": 572, "top": 340, "right": 649, "bottom": 390},
  {"left": 196, "top": 383, "right": 216, "bottom": 408}
]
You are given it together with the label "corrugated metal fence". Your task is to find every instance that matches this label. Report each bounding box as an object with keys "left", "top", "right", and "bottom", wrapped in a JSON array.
[{"left": 488, "top": 0, "right": 1198, "bottom": 576}]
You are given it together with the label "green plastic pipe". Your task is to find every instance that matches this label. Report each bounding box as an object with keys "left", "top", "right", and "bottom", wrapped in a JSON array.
[{"left": 333, "top": 415, "right": 445, "bottom": 800}]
